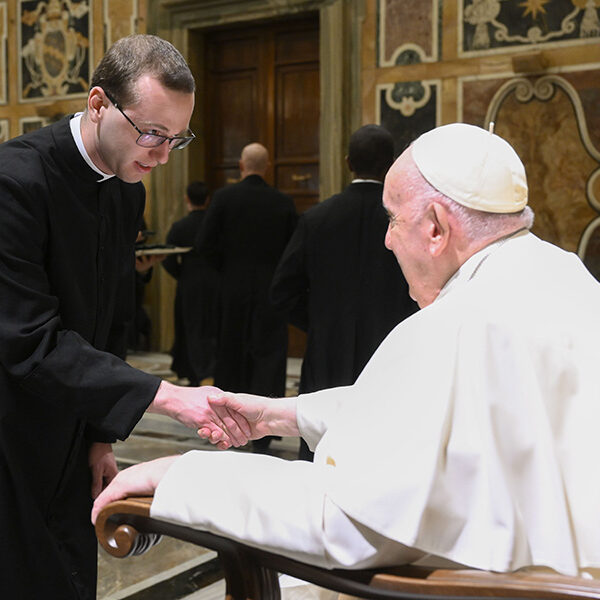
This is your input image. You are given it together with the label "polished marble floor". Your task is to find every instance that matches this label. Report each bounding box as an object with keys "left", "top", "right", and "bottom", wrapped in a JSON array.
[{"left": 97, "top": 352, "right": 302, "bottom": 600}]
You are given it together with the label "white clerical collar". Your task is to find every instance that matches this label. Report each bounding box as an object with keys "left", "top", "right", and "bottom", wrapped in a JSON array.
[
  {"left": 352, "top": 178, "right": 382, "bottom": 184},
  {"left": 436, "top": 228, "right": 529, "bottom": 302},
  {"left": 69, "top": 113, "right": 115, "bottom": 182}
]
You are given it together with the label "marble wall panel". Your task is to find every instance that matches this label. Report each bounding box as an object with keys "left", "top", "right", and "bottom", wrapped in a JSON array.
[
  {"left": 560, "top": 69, "right": 600, "bottom": 150},
  {"left": 377, "top": 79, "right": 440, "bottom": 156},
  {"left": 491, "top": 78, "right": 599, "bottom": 260},
  {"left": 0, "top": 2, "right": 6, "bottom": 104},
  {"left": 18, "top": 0, "right": 91, "bottom": 101},
  {"left": 460, "top": 74, "right": 505, "bottom": 127},
  {"left": 459, "top": 71, "right": 600, "bottom": 277},
  {"left": 378, "top": 0, "right": 440, "bottom": 65},
  {"left": 460, "top": 68, "right": 600, "bottom": 152},
  {"left": 0, "top": 118, "right": 8, "bottom": 142},
  {"left": 103, "top": 0, "right": 139, "bottom": 49},
  {"left": 459, "top": 0, "right": 600, "bottom": 56}
]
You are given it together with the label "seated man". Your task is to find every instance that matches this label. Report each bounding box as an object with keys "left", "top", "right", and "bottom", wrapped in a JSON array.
[{"left": 92, "top": 123, "right": 600, "bottom": 577}]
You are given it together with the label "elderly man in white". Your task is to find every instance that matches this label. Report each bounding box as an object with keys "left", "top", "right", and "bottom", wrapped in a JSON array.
[{"left": 93, "top": 123, "right": 600, "bottom": 579}]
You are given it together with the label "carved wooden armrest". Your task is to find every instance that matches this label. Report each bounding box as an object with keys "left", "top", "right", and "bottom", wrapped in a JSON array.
[{"left": 95, "top": 497, "right": 600, "bottom": 600}]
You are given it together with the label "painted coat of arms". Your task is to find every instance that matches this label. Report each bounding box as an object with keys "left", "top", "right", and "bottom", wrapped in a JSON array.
[{"left": 20, "top": 0, "right": 90, "bottom": 99}]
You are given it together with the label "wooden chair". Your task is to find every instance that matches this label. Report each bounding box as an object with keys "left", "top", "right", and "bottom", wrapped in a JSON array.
[{"left": 96, "top": 497, "right": 600, "bottom": 600}]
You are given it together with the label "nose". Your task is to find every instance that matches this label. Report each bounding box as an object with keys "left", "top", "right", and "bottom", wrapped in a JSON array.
[
  {"left": 384, "top": 227, "right": 392, "bottom": 250},
  {"left": 151, "top": 141, "right": 171, "bottom": 165}
]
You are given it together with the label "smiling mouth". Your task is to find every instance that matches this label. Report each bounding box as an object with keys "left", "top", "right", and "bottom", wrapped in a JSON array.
[{"left": 136, "top": 161, "right": 154, "bottom": 172}]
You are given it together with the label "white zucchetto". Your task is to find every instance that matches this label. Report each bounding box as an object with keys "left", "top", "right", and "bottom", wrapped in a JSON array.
[{"left": 411, "top": 123, "right": 528, "bottom": 213}]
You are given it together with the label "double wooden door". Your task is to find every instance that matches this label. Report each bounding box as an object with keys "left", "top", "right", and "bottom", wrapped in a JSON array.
[
  {"left": 204, "top": 17, "right": 320, "bottom": 357},
  {"left": 204, "top": 16, "right": 320, "bottom": 213}
]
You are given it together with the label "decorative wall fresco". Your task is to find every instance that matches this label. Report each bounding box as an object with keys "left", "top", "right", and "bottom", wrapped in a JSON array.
[
  {"left": 378, "top": 0, "right": 440, "bottom": 66},
  {"left": 470, "top": 74, "right": 600, "bottom": 278},
  {"left": 377, "top": 80, "right": 440, "bottom": 156},
  {"left": 460, "top": 0, "right": 600, "bottom": 55},
  {"left": 0, "top": 2, "right": 6, "bottom": 104},
  {"left": 19, "top": 0, "right": 91, "bottom": 101},
  {"left": 0, "top": 119, "right": 8, "bottom": 142}
]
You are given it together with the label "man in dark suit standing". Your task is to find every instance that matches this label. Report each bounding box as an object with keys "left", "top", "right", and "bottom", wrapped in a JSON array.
[
  {"left": 162, "top": 181, "right": 218, "bottom": 386},
  {"left": 271, "top": 125, "right": 418, "bottom": 459},
  {"left": 196, "top": 143, "right": 297, "bottom": 450}
]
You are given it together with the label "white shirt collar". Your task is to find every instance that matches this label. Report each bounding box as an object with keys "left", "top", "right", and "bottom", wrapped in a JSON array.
[
  {"left": 352, "top": 178, "right": 382, "bottom": 184},
  {"left": 69, "top": 113, "right": 114, "bottom": 182}
]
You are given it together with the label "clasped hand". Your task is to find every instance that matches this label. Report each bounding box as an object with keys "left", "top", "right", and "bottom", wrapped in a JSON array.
[{"left": 149, "top": 382, "right": 274, "bottom": 450}]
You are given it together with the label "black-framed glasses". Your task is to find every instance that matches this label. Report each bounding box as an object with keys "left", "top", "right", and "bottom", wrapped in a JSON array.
[{"left": 104, "top": 90, "right": 195, "bottom": 150}]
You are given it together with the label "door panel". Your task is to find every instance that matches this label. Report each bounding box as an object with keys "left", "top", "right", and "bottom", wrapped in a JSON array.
[
  {"left": 205, "top": 16, "right": 319, "bottom": 357},
  {"left": 276, "top": 65, "right": 320, "bottom": 158}
]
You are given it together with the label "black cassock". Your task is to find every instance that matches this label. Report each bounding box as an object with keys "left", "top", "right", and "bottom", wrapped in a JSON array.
[
  {"left": 271, "top": 181, "right": 418, "bottom": 393},
  {"left": 0, "top": 117, "right": 160, "bottom": 599},
  {"left": 162, "top": 209, "right": 218, "bottom": 383},
  {"left": 196, "top": 175, "right": 297, "bottom": 397}
]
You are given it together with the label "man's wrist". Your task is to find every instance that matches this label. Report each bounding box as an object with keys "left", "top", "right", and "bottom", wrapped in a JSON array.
[{"left": 147, "top": 380, "right": 174, "bottom": 417}]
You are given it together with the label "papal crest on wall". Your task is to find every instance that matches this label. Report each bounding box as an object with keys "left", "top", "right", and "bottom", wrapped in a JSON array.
[
  {"left": 19, "top": 0, "right": 90, "bottom": 101},
  {"left": 460, "top": 0, "right": 600, "bottom": 56}
]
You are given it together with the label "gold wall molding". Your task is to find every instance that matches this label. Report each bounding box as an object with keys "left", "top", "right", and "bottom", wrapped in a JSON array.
[
  {"left": 0, "top": 2, "right": 6, "bottom": 104},
  {"left": 0, "top": 118, "right": 8, "bottom": 142},
  {"left": 103, "top": 0, "right": 139, "bottom": 49}
]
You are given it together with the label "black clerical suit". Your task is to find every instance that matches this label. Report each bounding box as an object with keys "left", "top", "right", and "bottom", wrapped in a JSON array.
[
  {"left": 162, "top": 209, "right": 218, "bottom": 384},
  {"left": 271, "top": 181, "right": 417, "bottom": 456},
  {"left": 0, "top": 117, "right": 160, "bottom": 599},
  {"left": 196, "top": 175, "right": 297, "bottom": 397}
]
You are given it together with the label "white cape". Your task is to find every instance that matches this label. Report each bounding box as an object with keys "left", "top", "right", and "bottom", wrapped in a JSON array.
[{"left": 153, "top": 232, "right": 600, "bottom": 575}]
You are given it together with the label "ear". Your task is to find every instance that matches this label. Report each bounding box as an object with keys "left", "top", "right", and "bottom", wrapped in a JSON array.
[
  {"left": 87, "top": 86, "right": 108, "bottom": 124},
  {"left": 426, "top": 201, "right": 450, "bottom": 257}
]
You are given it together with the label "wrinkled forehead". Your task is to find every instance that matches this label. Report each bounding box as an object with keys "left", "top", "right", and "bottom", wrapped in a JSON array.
[{"left": 382, "top": 149, "right": 413, "bottom": 210}]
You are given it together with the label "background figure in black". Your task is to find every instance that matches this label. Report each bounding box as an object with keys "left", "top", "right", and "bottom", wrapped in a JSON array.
[
  {"left": 163, "top": 181, "right": 218, "bottom": 385},
  {"left": 196, "top": 143, "right": 297, "bottom": 451},
  {"left": 128, "top": 222, "right": 163, "bottom": 353},
  {"left": 271, "top": 124, "right": 418, "bottom": 460}
]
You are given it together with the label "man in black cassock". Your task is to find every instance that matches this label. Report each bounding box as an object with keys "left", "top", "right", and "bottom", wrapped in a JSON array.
[
  {"left": 0, "top": 35, "right": 245, "bottom": 599},
  {"left": 195, "top": 143, "right": 297, "bottom": 450},
  {"left": 270, "top": 125, "right": 418, "bottom": 460},
  {"left": 162, "top": 181, "right": 218, "bottom": 385}
]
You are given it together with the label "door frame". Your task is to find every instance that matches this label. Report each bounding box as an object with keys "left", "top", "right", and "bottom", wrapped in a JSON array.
[{"left": 145, "top": 0, "right": 363, "bottom": 350}]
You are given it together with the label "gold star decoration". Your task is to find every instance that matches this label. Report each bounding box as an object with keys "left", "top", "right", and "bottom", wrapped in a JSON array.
[{"left": 519, "top": 0, "right": 551, "bottom": 19}]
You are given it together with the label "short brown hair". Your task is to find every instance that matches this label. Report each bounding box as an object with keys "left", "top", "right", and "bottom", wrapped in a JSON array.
[{"left": 90, "top": 34, "right": 195, "bottom": 107}]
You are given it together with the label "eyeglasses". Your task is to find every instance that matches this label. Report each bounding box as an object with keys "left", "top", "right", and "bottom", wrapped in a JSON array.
[{"left": 104, "top": 90, "right": 195, "bottom": 150}]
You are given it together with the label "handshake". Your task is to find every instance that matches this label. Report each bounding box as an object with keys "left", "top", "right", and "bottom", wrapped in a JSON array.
[
  {"left": 91, "top": 381, "right": 299, "bottom": 524},
  {"left": 147, "top": 380, "right": 299, "bottom": 449}
]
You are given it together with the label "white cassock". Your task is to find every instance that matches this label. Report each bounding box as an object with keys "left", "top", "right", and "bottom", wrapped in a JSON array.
[{"left": 152, "top": 230, "right": 600, "bottom": 576}]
